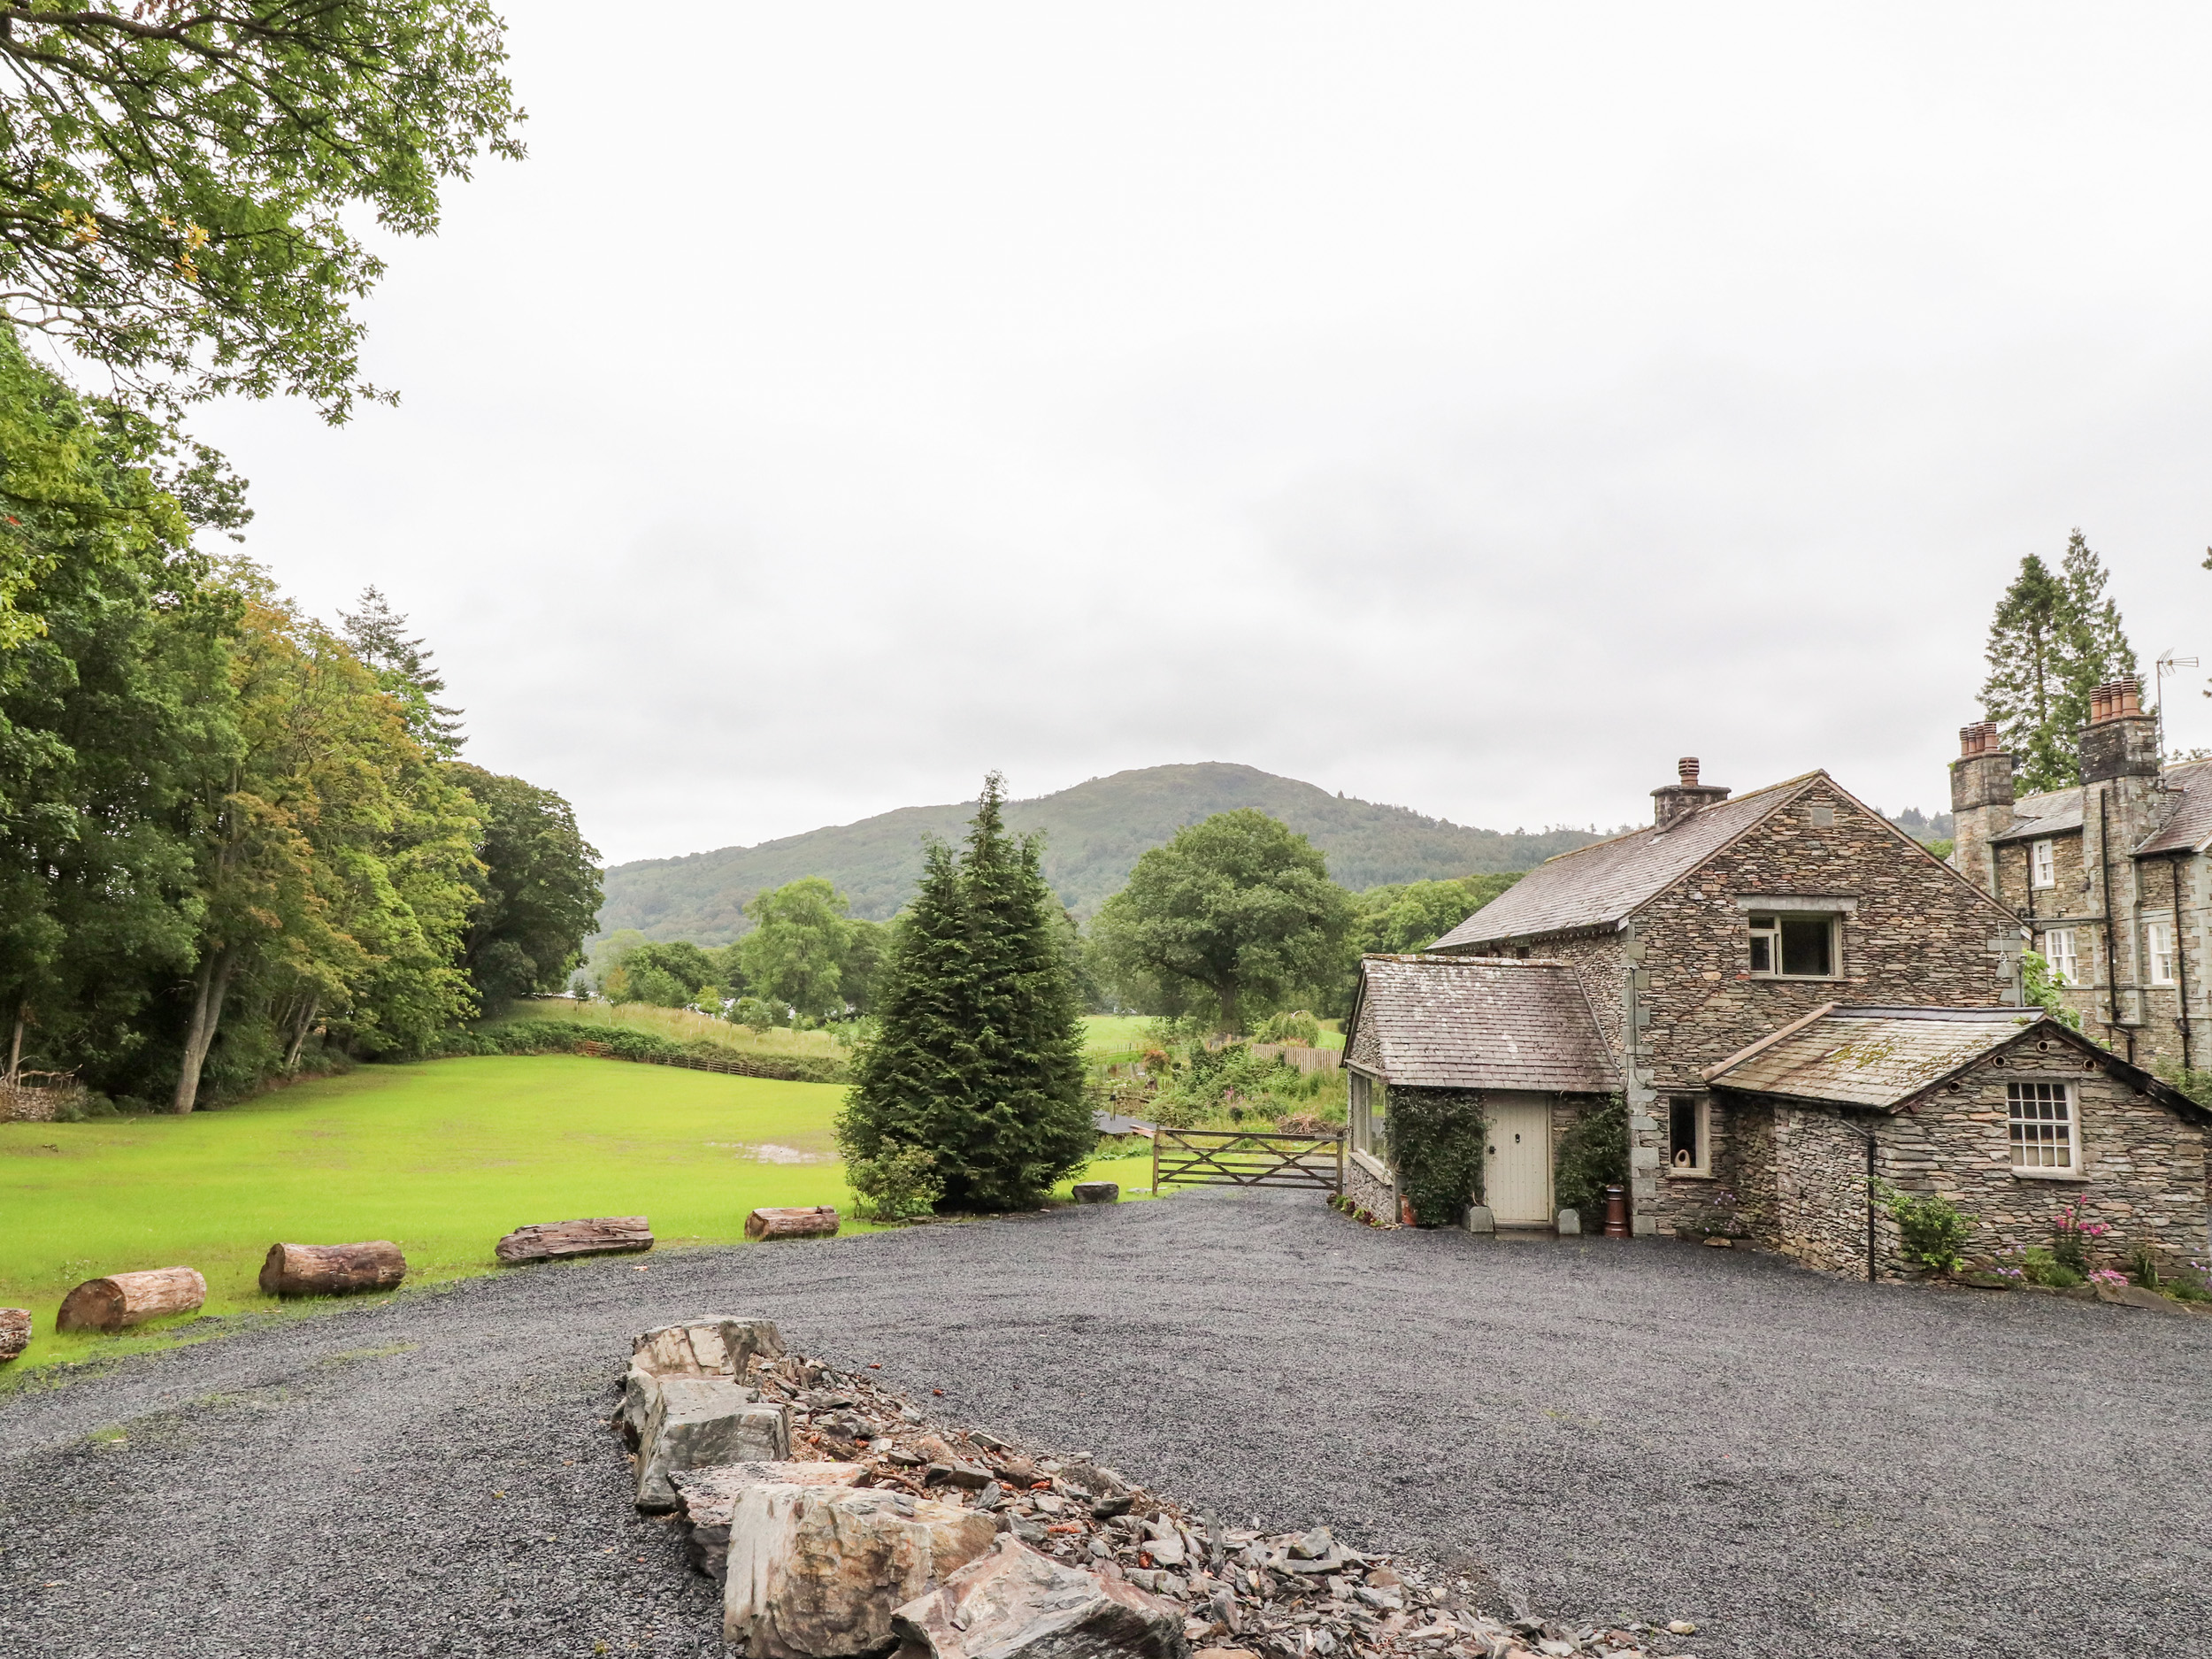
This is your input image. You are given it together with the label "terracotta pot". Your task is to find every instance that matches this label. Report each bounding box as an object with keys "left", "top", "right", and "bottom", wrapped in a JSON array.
[
  {"left": 1400, "top": 1196, "right": 1418, "bottom": 1227},
  {"left": 1603, "top": 1185, "right": 1631, "bottom": 1239}
]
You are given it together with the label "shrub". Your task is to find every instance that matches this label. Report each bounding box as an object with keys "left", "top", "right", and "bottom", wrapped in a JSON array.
[
  {"left": 1885, "top": 1188, "right": 1971, "bottom": 1273},
  {"left": 2016, "top": 1245, "right": 2085, "bottom": 1289},
  {"left": 1553, "top": 1096, "right": 1629, "bottom": 1219},
  {"left": 2168, "top": 1261, "right": 2212, "bottom": 1302},
  {"left": 1255, "top": 1010, "right": 1322, "bottom": 1048},
  {"left": 846, "top": 1144, "right": 945, "bottom": 1223}
]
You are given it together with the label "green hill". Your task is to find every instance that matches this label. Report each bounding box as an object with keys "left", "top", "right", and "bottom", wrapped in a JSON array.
[{"left": 598, "top": 763, "right": 1609, "bottom": 944}]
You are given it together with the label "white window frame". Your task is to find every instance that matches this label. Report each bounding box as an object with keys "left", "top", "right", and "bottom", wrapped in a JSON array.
[
  {"left": 1747, "top": 911, "right": 1841, "bottom": 979},
  {"left": 2041, "top": 927, "right": 2079, "bottom": 986},
  {"left": 1665, "top": 1094, "right": 1712, "bottom": 1178},
  {"left": 1348, "top": 1068, "right": 1389, "bottom": 1177},
  {"left": 2007, "top": 1079, "right": 2080, "bottom": 1176},
  {"left": 2030, "top": 839, "right": 2055, "bottom": 889},
  {"left": 2146, "top": 919, "right": 2177, "bottom": 987}
]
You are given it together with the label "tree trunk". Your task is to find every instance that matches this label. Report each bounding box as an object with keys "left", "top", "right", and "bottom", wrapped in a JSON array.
[
  {"left": 495, "top": 1216, "right": 654, "bottom": 1265},
  {"left": 743, "top": 1205, "right": 841, "bottom": 1240},
  {"left": 56, "top": 1266, "right": 207, "bottom": 1333},
  {"left": 1217, "top": 981, "right": 1240, "bottom": 1035},
  {"left": 6, "top": 1002, "right": 23, "bottom": 1085},
  {"left": 283, "top": 995, "right": 319, "bottom": 1072},
  {"left": 258, "top": 1240, "right": 406, "bottom": 1297},
  {"left": 172, "top": 947, "right": 238, "bottom": 1114}
]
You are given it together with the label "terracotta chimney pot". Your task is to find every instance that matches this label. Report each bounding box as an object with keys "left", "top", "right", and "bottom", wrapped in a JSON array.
[{"left": 1678, "top": 757, "right": 1700, "bottom": 786}]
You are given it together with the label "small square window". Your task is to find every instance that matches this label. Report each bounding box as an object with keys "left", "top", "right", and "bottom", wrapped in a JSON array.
[
  {"left": 1809, "top": 803, "right": 1835, "bottom": 828},
  {"left": 1749, "top": 913, "right": 1837, "bottom": 977},
  {"left": 2031, "top": 840, "right": 2055, "bottom": 889},
  {"left": 2008, "top": 1080, "right": 2077, "bottom": 1171}
]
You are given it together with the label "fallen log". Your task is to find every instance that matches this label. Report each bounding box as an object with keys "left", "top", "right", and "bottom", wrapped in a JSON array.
[
  {"left": 258, "top": 1240, "right": 406, "bottom": 1298},
  {"left": 495, "top": 1216, "right": 653, "bottom": 1265},
  {"left": 56, "top": 1266, "right": 206, "bottom": 1333},
  {"left": 1, "top": 1307, "right": 29, "bottom": 1362},
  {"left": 744, "top": 1205, "right": 839, "bottom": 1241}
]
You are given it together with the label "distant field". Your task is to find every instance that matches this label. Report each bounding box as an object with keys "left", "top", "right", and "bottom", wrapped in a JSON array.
[
  {"left": 1080, "top": 1015, "right": 1345, "bottom": 1055},
  {"left": 1, "top": 1055, "right": 1153, "bottom": 1374},
  {"left": 497, "top": 998, "right": 845, "bottom": 1058}
]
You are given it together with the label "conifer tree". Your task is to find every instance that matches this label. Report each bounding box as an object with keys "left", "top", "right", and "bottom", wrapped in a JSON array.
[
  {"left": 1980, "top": 532, "right": 2139, "bottom": 794},
  {"left": 837, "top": 776, "right": 1092, "bottom": 1212}
]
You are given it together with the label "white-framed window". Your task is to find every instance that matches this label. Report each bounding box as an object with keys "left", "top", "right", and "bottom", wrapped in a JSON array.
[
  {"left": 2031, "top": 839, "right": 2056, "bottom": 889},
  {"left": 1349, "top": 1069, "right": 1388, "bottom": 1160},
  {"left": 1667, "top": 1094, "right": 1710, "bottom": 1176},
  {"left": 2008, "top": 1080, "right": 2078, "bottom": 1171},
  {"left": 2041, "top": 927, "right": 2079, "bottom": 985},
  {"left": 1747, "top": 912, "right": 1839, "bottom": 978},
  {"left": 2147, "top": 920, "right": 2177, "bottom": 987}
]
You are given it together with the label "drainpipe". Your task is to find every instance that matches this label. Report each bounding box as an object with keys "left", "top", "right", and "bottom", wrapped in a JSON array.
[
  {"left": 2096, "top": 785, "right": 2128, "bottom": 1057},
  {"left": 1863, "top": 1125, "right": 1878, "bottom": 1283},
  {"left": 2173, "top": 852, "right": 2193, "bottom": 1071}
]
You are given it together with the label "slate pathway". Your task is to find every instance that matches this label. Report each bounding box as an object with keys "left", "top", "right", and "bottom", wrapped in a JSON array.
[{"left": 3, "top": 1187, "right": 2208, "bottom": 1658}]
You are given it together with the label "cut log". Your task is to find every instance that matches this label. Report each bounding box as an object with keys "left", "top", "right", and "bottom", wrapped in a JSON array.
[
  {"left": 56, "top": 1266, "right": 206, "bottom": 1333},
  {"left": 0, "top": 1308, "right": 29, "bottom": 1362},
  {"left": 258, "top": 1240, "right": 406, "bottom": 1297},
  {"left": 744, "top": 1205, "right": 839, "bottom": 1241},
  {"left": 494, "top": 1216, "right": 652, "bottom": 1265}
]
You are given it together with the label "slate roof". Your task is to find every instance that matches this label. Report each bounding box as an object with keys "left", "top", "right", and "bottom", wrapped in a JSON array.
[
  {"left": 2137, "top": 757, "right": 2212, "bottom": 855},
  {"left": 1428, "top": 776, "right": 1816, "bottom": 949},
  {"left": 1701, "top": 1005, "right": 2047, "bottom": 1109},
  {"left": 1347, "top": 955, "right": 1618, "bottom": 1093},
  {"left": 1991, "top": 788, "right": 2085, "bottom": 844}
]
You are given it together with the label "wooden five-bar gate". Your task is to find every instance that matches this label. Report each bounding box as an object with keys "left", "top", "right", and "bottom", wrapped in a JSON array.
[{"left": 1149, "top": 1126, "right": 1345, "bottom": 1194}]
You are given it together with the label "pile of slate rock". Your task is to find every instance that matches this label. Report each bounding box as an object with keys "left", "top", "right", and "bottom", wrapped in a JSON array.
[{"left": 616, "top": 1317, "right": 1697, "bottom": 1659}]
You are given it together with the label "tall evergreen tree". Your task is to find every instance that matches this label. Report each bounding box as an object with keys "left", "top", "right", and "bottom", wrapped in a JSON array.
[
  {"left": 1980, "top": 532, "right": 2139, "bottom": 794},
  {"left": 838, "top": 776, "right": 1092, "bottom": 1212},
  {"left": 341, "top": 586, "right": 465, "bottom": 757}
]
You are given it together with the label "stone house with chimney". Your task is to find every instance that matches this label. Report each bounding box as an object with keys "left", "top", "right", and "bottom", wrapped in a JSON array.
[
  {"left": 1339, "top": 754, "right": 2212, "bottom": 1276},
  {"left": 1951, "top": 675, "right": 2212, "bottom": 1080}
]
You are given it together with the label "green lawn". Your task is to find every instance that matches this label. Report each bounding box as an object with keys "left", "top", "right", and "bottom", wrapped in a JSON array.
[{"left": 1, "top": 1055, "right": 1155, "bottom": 1374}]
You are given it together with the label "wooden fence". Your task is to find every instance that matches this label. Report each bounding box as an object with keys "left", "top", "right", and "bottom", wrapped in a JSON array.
[
  {"left": 1249, "top": 1042, "right": 1341, "bottom": 1074},
  {"left": 1151, "top": 1126, "right": 1345, "bottom": 1193}
]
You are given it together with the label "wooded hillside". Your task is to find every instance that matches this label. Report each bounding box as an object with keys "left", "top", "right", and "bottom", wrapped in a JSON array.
[{"left": 599, "top": 763, "right": 1609, "bottom": 942}]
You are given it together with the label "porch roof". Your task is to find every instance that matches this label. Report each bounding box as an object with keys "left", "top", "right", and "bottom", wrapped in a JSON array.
[
  {"left": 1346, "top": 954, "right": 1618, "bottom": 1094},
  {"left": 1701, "top": 1005, "right": 2050, "bottom": 1109}
]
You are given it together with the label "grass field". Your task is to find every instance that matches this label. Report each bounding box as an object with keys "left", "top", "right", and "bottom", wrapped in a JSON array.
[
  {"left": 1, "top": 1055, "right": 1155, "bottom": 1375},
  {"left": 499, "top": 998, "right": 847, "bottom": 1057}
]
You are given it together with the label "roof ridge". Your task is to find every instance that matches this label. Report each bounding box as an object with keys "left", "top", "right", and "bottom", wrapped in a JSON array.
[{"left": 1528, "top": 772, "right": 1818, "bottom": 868}]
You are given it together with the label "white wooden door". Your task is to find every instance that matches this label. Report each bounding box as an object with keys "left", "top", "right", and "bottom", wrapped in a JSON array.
[{"left": 1486, "top": 1094, "right": 1554, "bottom": 1225}]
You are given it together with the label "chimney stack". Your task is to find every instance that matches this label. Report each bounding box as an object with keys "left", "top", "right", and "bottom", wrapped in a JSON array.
[
  {"left": 1949, "top": 720, "right": 2016, "bottom": 899},
  {"left": 2078, "top": 673, "right": 2158, "bottom": 787},
  {"left": 1652, "top": 756, "right": 1731, "bottom": 831}
]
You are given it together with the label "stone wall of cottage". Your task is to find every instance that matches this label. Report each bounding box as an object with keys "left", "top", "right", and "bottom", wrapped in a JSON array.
[
  {"left": 1993, "top": 826, "right": 2090, "bottom": 919},
  {"left": 1772, "top": 1106, "right": 1883, "bottom": 1277},
  {"left": 1624, "top": 783, "right": 2016, "bottom": 1238},
  {"left": 1883, "top": 1036, "right": 2210, "bottom": 1271}
]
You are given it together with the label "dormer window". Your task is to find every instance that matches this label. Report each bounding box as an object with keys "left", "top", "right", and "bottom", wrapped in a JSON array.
[
  {"left": 1748, "top": 912, "right": 1837, "bottom": 978},
  {"left": 2031, "top": 840, "right": 2055, "bottom": 889}
]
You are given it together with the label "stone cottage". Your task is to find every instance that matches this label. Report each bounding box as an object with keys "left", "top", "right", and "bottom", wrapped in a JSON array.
[
  {"left": 1951, "top": 675, "right": 2212, "bottom": 1078},
  {"left": 1340, "top": 755, "right": 2212, "bottom": 1276}
]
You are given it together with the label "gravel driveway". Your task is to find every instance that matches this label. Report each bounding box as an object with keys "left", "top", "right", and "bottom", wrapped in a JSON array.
[{"left": 4, "top": 1187, "right": 2208, "bottom": 1659}]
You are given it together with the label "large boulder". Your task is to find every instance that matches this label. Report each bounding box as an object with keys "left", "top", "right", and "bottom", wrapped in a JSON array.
[
  {"left": 895, "top": 1535, "right": 1189, "bottom": 1659},
  {"left": 725, "top": 1483, "right": 997, "bottom": 1657},
  {"left": 623, "top": 1317, "right": 786, "bottom": 1445},
  {"left": 637, "top": 1378, "right": 791, "bottom": 1512},
  {"left": 672, "top": 1460, "right": 864, "bottom": 1578}
]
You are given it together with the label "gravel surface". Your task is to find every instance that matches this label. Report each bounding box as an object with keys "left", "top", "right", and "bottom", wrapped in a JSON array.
[{"left": 4, "top": 1187, "right": 2209, "bottom": 1658}]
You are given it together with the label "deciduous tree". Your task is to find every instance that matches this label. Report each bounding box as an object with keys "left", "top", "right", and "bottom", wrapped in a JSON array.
[
  {"left": 447, "top": 763, "right": 601, "bottom": 1003},
  {"left": 1089, "top": 809, "right": 1351, "bottom": 1032}
]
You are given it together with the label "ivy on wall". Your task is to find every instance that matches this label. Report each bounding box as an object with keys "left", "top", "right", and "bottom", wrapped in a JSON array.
[
  {"left": 1554, "top": 1094, "right": 1629, "bottom": 1217},
  {"left": 1389, "top": 1088, "right": 1487, "bottom": 1226}
]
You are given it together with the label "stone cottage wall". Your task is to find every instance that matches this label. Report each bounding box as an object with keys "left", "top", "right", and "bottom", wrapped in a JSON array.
[
  {"left": 1884, "top": 1036, "right": 2210, "bottom": 1271},
  {"left": 1625, "top": 782, "right": 2015, "bottom": 1239},
  {"left": 1772, "top": 1106, "right": 1879, "bottom": 1277},
  {"left": 1994, "top": 826, "right": 2089, "bottom": 919},
  {"left": 1714, "top": 1097, "right": 1777, "bottom": 1242}
]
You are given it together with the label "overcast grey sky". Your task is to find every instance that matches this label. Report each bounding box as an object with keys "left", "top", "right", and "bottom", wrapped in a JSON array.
[{"left": 188, "top": 4, "right": 2212, "bottom": 867}]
